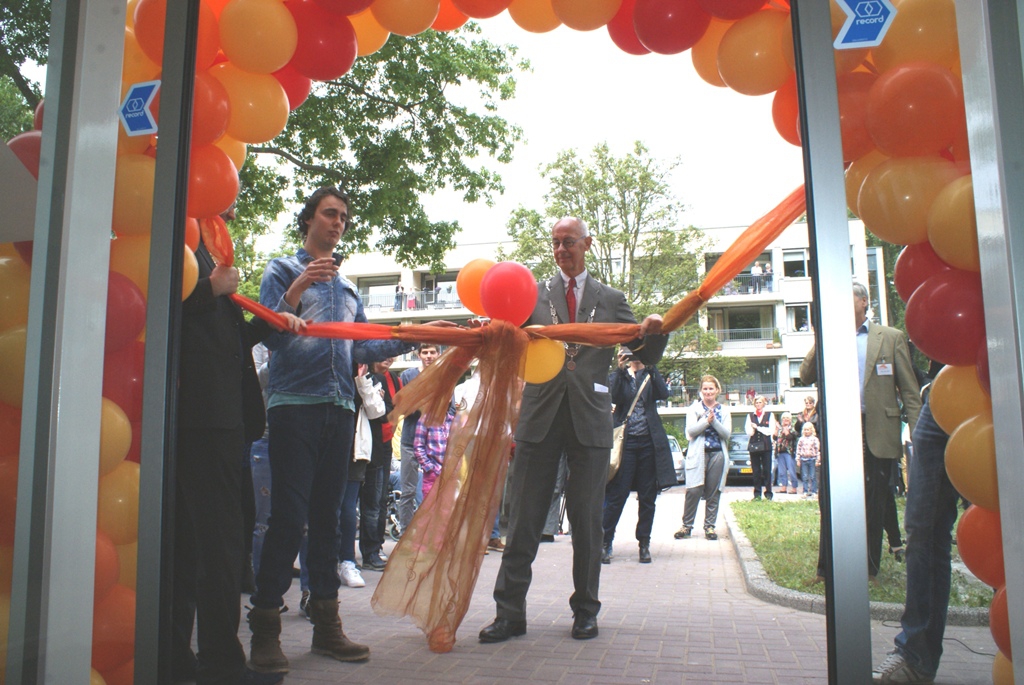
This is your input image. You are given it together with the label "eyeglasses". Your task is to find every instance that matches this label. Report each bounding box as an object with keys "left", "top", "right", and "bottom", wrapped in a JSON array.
[{"left": 551, "top": 238, "right": 579, "bottom": 249}]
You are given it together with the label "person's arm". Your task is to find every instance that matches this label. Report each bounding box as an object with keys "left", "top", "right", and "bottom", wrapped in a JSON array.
[
  {"left": 744, "top": 413, "right": 755, "bottom": 437},
  {"left": 355, "top": 370, "right": 386, "bottom": 420},
  {"left": 685, "top": 404, "right": 707, "bottom": 440},
  {"left": 413, "top": 419, "right": 429, "bottom": 468},
  {"left": 648, "top": 366, "right": 669, "bottom": 401},
  {"left": 712, "top": 406, "right": 731, "bottom": 440},
  {"left": 800, "top": 344, "right": 817, "bottom": 385},
  {"left": 893, "top": 330, "right": 923, "bottom": 435}
]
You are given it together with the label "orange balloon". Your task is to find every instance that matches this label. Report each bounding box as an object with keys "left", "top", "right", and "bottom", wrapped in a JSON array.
[
  {"left": 0, "top": 545, "right": 11, "bottom": 595},
  {"left": 183, "top": 246, "right": 199, "bottom": 300},
  {"left": 992, "top": 652, "right": 1014, "bottom": 685},
  {"left": 956, "top": 504, "right": 1005, "bottom": 588},
  {"left": 929, "top": 364, "right": 991, "bottom": 435},
  {"left": 0, "top": 460, "right": 18, "bottom": 546},
  {"left": 945, "top": 411, "right": 999, "bottom": 512},
  {"left": 219, "top": 0, "right": 298, "bottom": 74},
  {"left": 120, "top": 28, "right": 160, "bottom": 89},
  {"left": 350, "top": 8, "right": 391, "bottom": 56},
  {"left": 452, "top": 0, "right": 511, "bottom": 18},
  {"left": 0, "top": 255, "right": 31, "bottom": 332},
  {"left": 112, "top": 154, "right": 156, "bottom": 237},
  {"left": 0, "top": 327, "right": 27, "bottom": 408},
  {"left": 844, "top": 149, "right": 887, "bottom": 216},
  {"left": 872, "top": 0, "right": 960, "bottom": 73},
  {"left": 187, "top": 144, "right": 240, "bottom": 219},
  {"left": 371, "top": 0, "right": 440, "bottom": 37},
  {"left": 858, "top": 156, "right": 962, "bottom": 245},
  {"left": 126, "top": 0, "right": 141, "bottom": 28},
  {"left": 92, "top": 584, "right": 136, "bottom": 672},
  {"left": 865, "top": 62, "right": 965, "bottom": 158},
  {"left": 133, "top": 0, "right": 221, "bottom": 69},
  {"left": 116, "top": 541, "right": 138, "bottom": 590},
  {"left": 184, "top": 217, "right": 200, "bottom": 252},
  {"left": 551, "top": 0, "right": 620, "bottom": 31},
  {"left": 100, "top": 398, "right": 132, "bottom": 477},
  {"left": 927, "top": 175, "right": 979, "bottom": 272},
  {"left": 188, "top": 68, "right": 232, "bottom": 148},
  {"left": 508, "top": 0, "right": 561, "bottom": 33},
  {"left": 691, "top": 18, "right": 733, "bottom": 87},
  {"left": 783, "top": 5, "right": 868, "bottom": 75},
  {"left": 991, "top": 586, "right": 1012, "bottom": 659},
  {"left": 432, "top": 0, "right": 469, "bottom": 30},
  {"left": 213, "top": 134, "right": 248, "bottom": 171},
  {"left": 116, "top": 124, "right": 153, "bottom": 157},
  {"left": 110, "top": 234, "right": 151, "bottom": 298},
  {"left": 837, "top": 70, "right": 877, "bottom": 163},
  {"left": 717, "top": 9, "right": 793, "bottom": 96},
  {"left": 0, "top": 402, "right": 20, "bottom": 465},
  {"left": 210, "top": 62, "right": 290, "bottom": 144},
  {"left": 456, "top": 258, "right": 495, "bottom": 317},
  {"left": 97, "top": 461, "right": 141, "bottom": 545},
  {"left": 771, "top": 75, "right": 800, "bottom": 146},
  {"left": 100, "top": 659, "right": 134, "bottom": 685},
  {"left": 0, "top": 595, "right": 10, "bottom": 671},
  {"left": 94, "top": 529, "right": 121, "bottom": 601}
]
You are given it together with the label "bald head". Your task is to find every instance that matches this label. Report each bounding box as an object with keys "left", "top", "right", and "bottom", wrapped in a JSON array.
[{"left": 551, "top": 217, "right": 592, "bottom": 278}]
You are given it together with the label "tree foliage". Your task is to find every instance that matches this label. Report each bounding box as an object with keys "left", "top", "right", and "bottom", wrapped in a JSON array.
[
  {"left": 0, "top": 77, "right": 33, "bottom": 140},
  {"left": 0, "top": 0, "right": 48, "bottom": 108}
]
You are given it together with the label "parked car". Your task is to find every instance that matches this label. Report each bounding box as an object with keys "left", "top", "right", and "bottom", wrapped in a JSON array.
[
  {"left": 668, "top": 435, "right": 685, "bottom": 484},
  {"left": 726, "top": 432, "right": 753, "bottom": 484}
]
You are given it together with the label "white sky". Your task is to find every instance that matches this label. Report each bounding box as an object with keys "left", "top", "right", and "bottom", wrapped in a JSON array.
[{"left": 420, "top": 12, "right": 808, "bottom": 241}]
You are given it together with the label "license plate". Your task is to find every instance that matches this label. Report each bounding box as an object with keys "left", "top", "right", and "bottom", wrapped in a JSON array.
[{"left": 741, "top": 468, "right": 752, "bottom": 474}]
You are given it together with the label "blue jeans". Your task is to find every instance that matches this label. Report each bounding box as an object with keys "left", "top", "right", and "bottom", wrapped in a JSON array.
[
  {"left": 893, "top": 399, "right": 957, "bottom": 678},
  {"left": 252, "top": 403, "right": 354, "bottom": 608},
  {"left": 250, "top": 436, "right": 309, "bottom": 592},
  {"left": 799, "top": 458, "right": 817, "bottom": 494},
  {"left": 776, "top": 451, "right": 797, "bottom": 489},
  {"left": 339, "top": 479, "right": 361, "bottom": 564}
]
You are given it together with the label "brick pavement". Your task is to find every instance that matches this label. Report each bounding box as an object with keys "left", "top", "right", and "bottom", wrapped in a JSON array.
[{"left": 231, "top": 488, "right": 996, "bottom": 684}]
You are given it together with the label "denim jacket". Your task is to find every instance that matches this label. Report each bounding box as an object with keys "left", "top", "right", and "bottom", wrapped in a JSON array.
[{"left": 259, "top": 248, "right": 414, "bottom": 403}]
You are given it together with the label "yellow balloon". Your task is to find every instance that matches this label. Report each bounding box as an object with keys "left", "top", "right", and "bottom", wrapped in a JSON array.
[
  {"left": 120, "top": 28, "right": 160, "bottom": 88},
  {"left": 550, "top": 0, "right": 619, "bottom": 32},
  {"left": 858, "top": 156, "right": 962, "bottom": 246},
  {"left": 0, "top": 256, "right": 31, "bottom": 332},
  {"left": 0, "top": 327, "right": 27, "bottom": 408},
  {"left": 112, "top": 154, "right": 156, "bottom": 237},
  {"left": 872, "top": 0, "right": 960, "bottom": 73},
  {"left": 182, "top": 245, "right": 199, "bottom": 300},
  {"left": 508, "top": 0, "right": 561, "bottom": 33},
  {"left": 110, "top": 234, "right": 151, "bottom": 299},
  {"left": 717, "top": 9, "right": 793, "bottom": 96},
  {"left": 210, "top": 62, "right": 290, "bottom": 144},
  {"left": 98, "top": 461, "right": 141, "bottom": 545},
  {"left": 214, "top": 133, "right": 248, "bottom": 171},
  {"left": 371, "top": 0, "right": 440, "bottom": 38},
  {"left": 117, "top": 125, "right": 153, "bottom": 157},
  {"left": 0, "top": 594, "right": 9, "bottom": 675},
  {"left": 117, "top": 541, "right": 138, "bottom": 590},
  {"left": 219, "top": 0, "right": 298, "bottom": 74},
  {"left": 691, "top": 18, "right": 732, "bottom": 88},
  {"left": 126, "top": 0, "right": 141, "bottom": 30},
  {"left": 350, "top": 8, "right": 390, "bottom": 56},
  {"left": 992, "top": 651, "right": 1015, "bottom": 685},
  {"left": 519, "top": 333, "right": 565, "bottom": 384},
  {"left": 929, "top": 364, "right": 991, "bottom": 435},
  {"left": 100, "top": 398, "right": 132, "bottom": 477},
  {"left": 945, "top": 411, "right": 999, "bottom": 512},
  {"left": 0, "top": 244, "right": 17, "bottom": 259},
  {"left": 845, "top": 149, "right": 888, "bottom": 216},
  {"left": 927, "top": 174, "right": 979, "bottom": 272},
  {"left": 90, "top": 668, "right": 108, "bottom": 685}
]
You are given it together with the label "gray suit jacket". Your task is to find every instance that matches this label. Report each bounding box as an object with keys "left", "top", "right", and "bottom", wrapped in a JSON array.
[{"left": 515, "top": 273, "right": 667, "bottom": 449}]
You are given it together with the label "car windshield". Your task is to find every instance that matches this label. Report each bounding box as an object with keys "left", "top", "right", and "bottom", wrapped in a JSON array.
[
  {"left": 667, "top": 436, "right": 682, "bottom": 452},
  {"left": 730, "top": 434, "right": 749, "bottom": 451}
]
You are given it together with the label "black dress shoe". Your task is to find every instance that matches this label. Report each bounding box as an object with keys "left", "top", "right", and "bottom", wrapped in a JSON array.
[
  {"left": 571, "top": 612, "right": 599, "bottom": 640},
  {"left": 540, "top": 533, "right": 555, "bottom": 543},
  {"left": 638, "top": 544, "right": 651, "bottom": 564},
  {"left": 601, "top": 542, "right": 612, "bottom": 564},
  {"left": 479, "top": 617, "right": 527, "bottom": 643}
]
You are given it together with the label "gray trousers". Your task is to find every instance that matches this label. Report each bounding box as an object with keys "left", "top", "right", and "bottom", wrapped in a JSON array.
[
  {"left": 398, "top": 440, "right": 419, "bottom": 531},
  {"left": 682, "top": 450, "right": 725, "bottom": 529}
]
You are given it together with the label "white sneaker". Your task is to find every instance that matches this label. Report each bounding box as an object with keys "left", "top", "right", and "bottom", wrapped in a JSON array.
[
  {"left": 872, "top": 652, "right": 933, "bottom": 683},
  {"left": 339, "top": 560, "right": 365, "bottom": 588}
]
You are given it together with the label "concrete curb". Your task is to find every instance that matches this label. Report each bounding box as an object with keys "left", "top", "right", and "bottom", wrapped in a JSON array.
[{"left": 721, "top": 500, "right": 990, "bottom": 627}]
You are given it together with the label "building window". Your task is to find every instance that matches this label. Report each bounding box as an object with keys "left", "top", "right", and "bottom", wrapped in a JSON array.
[
  {"left": 783, "top": 249, "right": 808, "bottom": 278},
  {"left": 357, "top": 275, "right": 400, "bottom": 309},
  {"left": 786, "top": 303, "right": 812, "bottom": 333},
  {"left": 789, "top": 359, "right": 807, "bottom": 387}
]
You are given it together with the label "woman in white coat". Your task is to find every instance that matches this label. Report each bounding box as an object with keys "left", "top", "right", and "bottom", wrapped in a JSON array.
[{"left": 675, "top": 375, "right": 731, "bottom": 541}]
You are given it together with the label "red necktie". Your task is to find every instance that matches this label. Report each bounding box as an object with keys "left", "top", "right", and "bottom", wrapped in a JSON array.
[{"left": 567, "top": 277, "right": 577, "bottom": 323}]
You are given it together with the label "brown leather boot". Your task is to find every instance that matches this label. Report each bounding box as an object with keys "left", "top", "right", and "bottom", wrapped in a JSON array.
[
  {"left": 247, "top": 607, "right": 289, "bottom": 673},
  {"left": 308, "top": 598, "right": 370, "bottom": 662}
]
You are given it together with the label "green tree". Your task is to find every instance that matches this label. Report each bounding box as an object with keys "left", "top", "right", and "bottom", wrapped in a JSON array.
[
  {"left": 0, "top": 0, "right": 48, "bottom": 109},
  {"left": 0, "top": 77, "right": 33, "bottom": 140}
]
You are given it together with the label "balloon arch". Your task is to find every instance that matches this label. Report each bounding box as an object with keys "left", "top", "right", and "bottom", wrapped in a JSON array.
[{"left": 0, "top": 0, "right": 1007, "bottom": 678}]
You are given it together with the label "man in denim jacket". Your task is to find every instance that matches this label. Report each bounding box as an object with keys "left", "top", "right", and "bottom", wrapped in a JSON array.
[{"left": 247, "top": 187, "right": 417, "bottom": 673}]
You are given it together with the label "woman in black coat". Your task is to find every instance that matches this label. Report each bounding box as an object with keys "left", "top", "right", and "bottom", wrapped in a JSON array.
[{"left": 601, "top": 348, "right": 675, "bottom": 565}]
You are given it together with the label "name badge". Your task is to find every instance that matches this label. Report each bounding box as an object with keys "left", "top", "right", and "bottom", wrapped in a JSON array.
[
  {"left": 594, "top": 383, "right": 609, "bottom": 393},
  {"left": 876, "top": 363, "right": 893, "bottom": 376}
]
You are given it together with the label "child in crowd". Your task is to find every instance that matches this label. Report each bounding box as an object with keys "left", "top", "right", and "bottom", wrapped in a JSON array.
[
  {"left": 775, "top": 412, "right": 798, "bottom": 494},
  {"left": 796, "top": 422, "right": 820, "bottom": 497},
  {"left": 413, "top": 401, "right": 456, "bottom": 499}
]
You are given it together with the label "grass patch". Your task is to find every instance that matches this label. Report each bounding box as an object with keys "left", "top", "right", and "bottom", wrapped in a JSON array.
[{"left": 730, "top": 497, "right": 993, "bottom": 608}]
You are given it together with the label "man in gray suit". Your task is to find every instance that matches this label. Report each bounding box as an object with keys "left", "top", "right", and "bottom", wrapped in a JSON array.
[{"left": 479, "top": 217, "right": 667, "bottom": 643}]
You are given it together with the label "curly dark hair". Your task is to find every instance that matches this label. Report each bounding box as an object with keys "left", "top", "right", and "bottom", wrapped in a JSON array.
[{"left": 297, "top": 187, "right": 350, "bottom": 238}]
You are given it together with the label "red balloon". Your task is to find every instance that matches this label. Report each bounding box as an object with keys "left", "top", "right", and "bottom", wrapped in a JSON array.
[
  {"left": 286, "top": 0, "right": 359, "bottom": 81},
  {"left": 0, "top": 401, "right": 20, "bottom": 464},
  {"left": 33, "top": 99, "right": 44, "bottom": 130},
  {"left": 92, "top": 584, "right": 136, "bottom": 672},
  {"left": 190, "top": 69, "right": 231, "bottom": 147},
  {"left": 105, "top": 272, "right": 147, "bottom": 354},
  {"left": 866, "top": 62, "right": 966, "bottom": 158},
  {"left": 452, "top": 0, "right": 511, "bottom": 18},
  {"left": 837, "top": 70, "right": 877, "bottom": 163},
  {"left": 698, "top": 0, "right": 763, "bottom": 20},
  {"left": 634, "top": 0, "right": 711, "bottom": 55},
  {"left": 187, "top": 144, "right": 239, "bottom": 219},
  {"left": 103, "top": 340, "right": 146, "bottom": 422},
  {"left": 905, "top": 269, "right": 986, "bottom": 367},
  {"left": 95, "top": 529, "right": 121, "bottom": 601},
  {"left": 977, "top": 342, "right": 990, "bottom": 396},
  {"left": 956, "top": 504, "right": 1005, "bottom": 588},
  {"left": 479, "top": 262, "right": 538, "bottom": 326},
  {"left": 314, "top": 0, "right": 374, "bottom": 14},
  {"left": 893, "top": 241, "right": 953, "bottom": 302},
  {"left": 0, "top": 459, "right": 18, "bottom": 545},
  {"left": 607, "top": 0, "right": 650, "bottom": 56},
  {"left": 8, "top": 130, "right": 42, "bottom": 179},
  {"left": 13, "top": 242, "right": 32, "bottom": 265},
  {"left": 991, "top": 586, "right": 1011, "bottom": 659},
  {"left": 772, "top": 75, "right": 800, "bottom": 146},
  {"left": 126, "top": 420, "right": 142, "bottom": 464},
  {"left": 272, "top": 64, "right": 313, "bottom": 111}
]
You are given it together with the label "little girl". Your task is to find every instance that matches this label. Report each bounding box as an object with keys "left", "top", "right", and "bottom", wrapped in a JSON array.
[{"left": 795, "top": 422, "right": 820, "bottom": 497}]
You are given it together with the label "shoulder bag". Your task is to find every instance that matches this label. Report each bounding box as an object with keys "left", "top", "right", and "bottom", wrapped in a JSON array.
[{"left": 608, "top": 374, "right": 651, "bottom": 482}]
